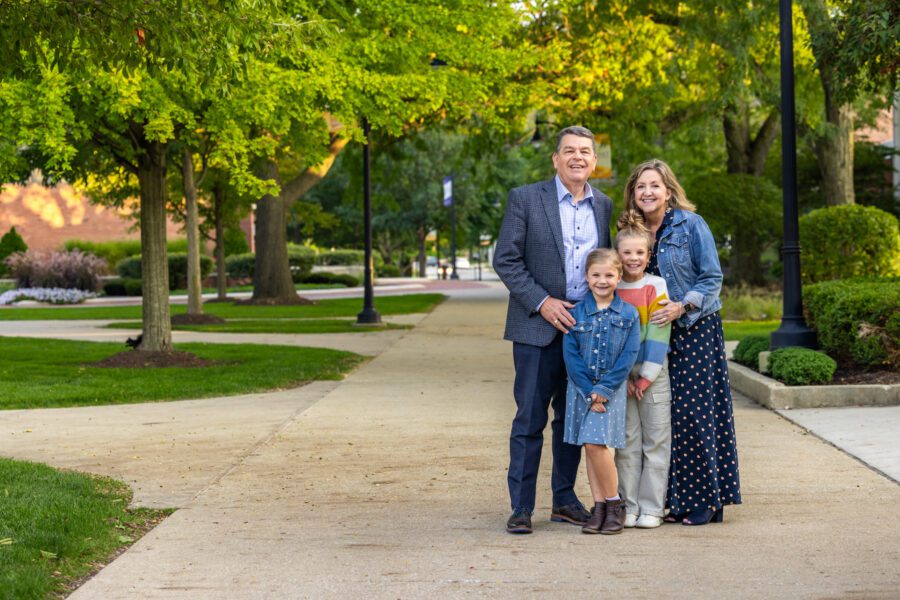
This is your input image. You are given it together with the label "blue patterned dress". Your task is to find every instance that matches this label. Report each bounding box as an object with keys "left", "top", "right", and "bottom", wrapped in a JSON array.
[{"left": 649, "top": 209, "right": 742, "bottom": 515}]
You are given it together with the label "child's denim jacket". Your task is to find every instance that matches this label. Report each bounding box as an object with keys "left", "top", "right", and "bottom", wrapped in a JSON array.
[
  {"left": 654, "top": 209, "right": 723, "bottom": 329},
  {"left": 562, "top": 293, "right": 641, "bottom": 403}
]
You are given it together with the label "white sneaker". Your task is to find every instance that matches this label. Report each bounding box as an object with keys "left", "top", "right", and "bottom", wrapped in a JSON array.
[
  {"left": 624, "top": 513, "right": 638, "bottom": 528},
  {"left": 635, "top": 515, "right": 663, "bottom": 529}
]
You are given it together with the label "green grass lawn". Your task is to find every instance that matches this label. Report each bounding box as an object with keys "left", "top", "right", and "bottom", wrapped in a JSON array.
[
  {"left": 106, "top": 319, "right": 411, "bottom": 334},
  {"left": 0, "top": 293, "right": 444, "bottom": 321},
  {"left": 0, "top": 337, "right": 363, "bottom": 410},
  {"left": 0, "top": 458, "right": 170, "bottom": 599},
  {"left": 170, "top": 283, "right": 346, "bottom": 294},
  {"left": 721, "top": 320, "right": 779, "bottom": 341}
]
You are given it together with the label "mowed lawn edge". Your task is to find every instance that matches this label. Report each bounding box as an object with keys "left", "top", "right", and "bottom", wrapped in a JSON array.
[
  {"left": 104, "top": 319, "right": 412, "bottom": 334},
  {"left": 0, "top": 338, "right": 365, "bottom": 410},
  {"left": 0, "top": 457, "right": 171, "bottom": 599},
  {"left": 0, "top": 293, "right": 445, "bottom": 320}
]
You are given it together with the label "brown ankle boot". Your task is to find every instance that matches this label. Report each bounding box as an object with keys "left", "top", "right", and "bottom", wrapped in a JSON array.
[
  {"left": 600, "top": 499, "right": 625, "bottom": 535},
  {"left": 581, "top": 502, "right": 606, "bottom": 534}
]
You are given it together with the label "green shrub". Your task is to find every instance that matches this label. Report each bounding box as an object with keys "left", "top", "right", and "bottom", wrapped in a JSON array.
[
  {"left": 225, "top": 253, "right": 255, "bottom": 279},
  {"left": 287, "top": 245, "right": 315, "bottom": 281},
  {"left": 315, "top": 248, "right": 384, "bottom": 268},
  {"left": 799, "top": 205, "right": 900, "bottom": 283},
  {"left": 377, "top": 263, "right": 402, "bottom": 277},
  {"left": 301, "top": 272, "right": 360, "bottom": 287},
  {"left": 223, "top": 226, "right": 250, "bottom": 256},
  {"left": 64, "top": 239, "right": 190, "bottom": 273},
  {"left": 732, "top": 334, "right": 770, "bottom": 368},
  {"left": 804, "top": 278, "right": 900, "bottom": 370},
  {"left": 768, "top": 347, "right": 837, "bottom": 386},
  {"left": 102, "top": 278, "right": 127, "bottom": 296},
  {"left": 124, "top": 278, "right": 142, "bottom": 296},
  {"left": 115, "top": 253, "right": 213, "bottom": 290},
  {"left": 0, "top": 226, "right": 28, "bottom": 277}
]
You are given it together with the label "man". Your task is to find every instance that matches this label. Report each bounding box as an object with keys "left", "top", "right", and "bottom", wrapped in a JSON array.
[{"left": 493, "top": 125, "right": 612, "bottom": 534}]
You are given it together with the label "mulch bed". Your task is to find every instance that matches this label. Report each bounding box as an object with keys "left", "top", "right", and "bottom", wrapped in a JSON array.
[
  {"left": 827, "top": 369, "right": 900, "bottom": 386},
  {"left": 92, "top": 350, "right": 219, "bottom": 368},
  {"left": 170, "top": 313, "right": 226, "bottom": 326}
]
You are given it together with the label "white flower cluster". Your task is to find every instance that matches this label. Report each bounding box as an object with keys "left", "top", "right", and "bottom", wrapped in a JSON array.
[{"left": 0, "top": 287, "right": 98, "bottom": 306}]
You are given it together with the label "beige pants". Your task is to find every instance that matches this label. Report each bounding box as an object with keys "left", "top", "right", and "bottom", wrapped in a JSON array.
[{"left": 615, "top": 363, "right": 672, "bottom": 518}]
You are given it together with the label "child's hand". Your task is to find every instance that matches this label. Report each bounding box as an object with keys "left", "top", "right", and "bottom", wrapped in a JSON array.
[
  {"left": 633, "top": 377, "right": 652, "bottom": 401},
  {"left": 626, "top": 379, "right": 637, "bottom": 399},
  {"left": 589, "top": 393, "right": 608, "bottom": 413}
]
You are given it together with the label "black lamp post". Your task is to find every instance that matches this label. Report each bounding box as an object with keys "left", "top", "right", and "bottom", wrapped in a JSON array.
[
  {"left": 771, "top": 0, "right": 816, "bottom": 350},
  {"left": 356, "top": 116, "right": 382, "bottom": 325}
]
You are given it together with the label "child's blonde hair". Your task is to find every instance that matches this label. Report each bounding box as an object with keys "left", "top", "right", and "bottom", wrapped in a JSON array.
[
  {"left": 584, "top": 248, "right": 623, "bottom": 277},
  {"left": 614, "top": 216, "right": 654, "bottom": 252}
]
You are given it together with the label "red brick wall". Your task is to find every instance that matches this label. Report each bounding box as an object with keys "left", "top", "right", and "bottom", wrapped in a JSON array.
[{"left": 0, "top": 182, "right": 183, "bottom": 252}]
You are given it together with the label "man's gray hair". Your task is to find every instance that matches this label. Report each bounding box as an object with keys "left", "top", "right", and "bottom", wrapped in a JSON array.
[{"left": 555, "top": 125, "right": 596, "bottom": 153}]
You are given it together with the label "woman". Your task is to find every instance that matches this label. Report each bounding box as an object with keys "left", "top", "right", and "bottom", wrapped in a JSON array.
[{"left": 621, "top": 158, "right": 741, "bottom": 526}]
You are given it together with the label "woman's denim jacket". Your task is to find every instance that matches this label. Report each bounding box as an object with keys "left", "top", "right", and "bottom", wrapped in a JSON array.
[
  {"left": 655, "top": 209, "right": 723, "bottom": 329},
  {"left": 563, "top": 293, "right": 640, "bottom": 403}
]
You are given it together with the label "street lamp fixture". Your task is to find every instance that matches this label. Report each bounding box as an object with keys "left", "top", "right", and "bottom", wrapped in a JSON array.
[
  {"left": 771, "top": 0, "right": 816, "bottom": 350},
  {"left": 356, "top": 116, "right": 382, "bottom": 326}
]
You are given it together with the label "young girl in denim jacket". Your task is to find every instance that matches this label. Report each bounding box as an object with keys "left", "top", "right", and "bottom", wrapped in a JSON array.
[
  {"left": 563, "top": 248, "right": 641, "bottom": 535},
  {"left": 613, "top": 223, "right": 673, "bottom": 529}
]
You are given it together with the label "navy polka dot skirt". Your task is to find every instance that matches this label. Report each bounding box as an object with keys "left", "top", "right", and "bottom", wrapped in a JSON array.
[{"left": 666, "top": 312, "right": 742, "bottom": 514}]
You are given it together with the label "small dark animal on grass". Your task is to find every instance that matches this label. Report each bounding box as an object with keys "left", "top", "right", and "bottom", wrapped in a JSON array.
[{"left": 125, "top": 334, "right": 142, "bottom": 350}]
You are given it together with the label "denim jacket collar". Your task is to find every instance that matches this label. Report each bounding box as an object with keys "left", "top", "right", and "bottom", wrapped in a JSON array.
[
  {"left": 657, "top": 208, "right": 687, "bottom": 241},
  {"left": 582, "top": 292, "right": 627, "bottom": 316}
]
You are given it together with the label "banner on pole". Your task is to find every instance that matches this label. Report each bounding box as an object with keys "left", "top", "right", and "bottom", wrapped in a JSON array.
[{"left": 443, "top": 176, "right": 453, "bottom": 206}]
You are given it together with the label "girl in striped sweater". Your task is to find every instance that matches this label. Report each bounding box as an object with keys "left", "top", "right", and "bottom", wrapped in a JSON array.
[{"left": 613, "top": 222, "right": 673, "bottom": 529}]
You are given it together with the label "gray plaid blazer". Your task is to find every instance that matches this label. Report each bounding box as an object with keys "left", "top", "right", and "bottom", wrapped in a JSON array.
[{"left": 493, "top": 178, "right": 612, "bottom": 347}]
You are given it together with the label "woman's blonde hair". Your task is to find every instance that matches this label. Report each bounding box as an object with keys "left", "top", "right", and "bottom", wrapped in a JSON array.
[
  {"left": 621, "top": 158, "right": 696, "bottom": 227},
  {"left": 614, "top": 219, "right": 654, "bottom": 252},
  {"left": 584, "top": 248, "right": 623, "bottom": 277}
]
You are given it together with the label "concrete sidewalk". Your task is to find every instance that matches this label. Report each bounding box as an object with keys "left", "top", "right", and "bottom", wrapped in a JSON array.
[{"left": 2, "top": 291, "right": 899, "bottom": 598}]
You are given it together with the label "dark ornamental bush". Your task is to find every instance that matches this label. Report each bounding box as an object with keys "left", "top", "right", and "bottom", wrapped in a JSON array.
[
  {"left": 315, "top": 248, "right": 384, "bottom": 268},
  {"left": 733, "top": 335, "right": 770, "bottom": 368},
  {"left": 799, "top": 205, "right": 900, "bottom": 283},
  {"left": 300, "top": 272, "right": 360, "bottom": 287},
  {"left": 804, "top": 278, "right": 900, "bottom": 370},
  {"left": 7, "top": 250, "right": 105, "bottom": 291},
  {"left": 768, "top": 347, "right": 837, "bottom": 386}
]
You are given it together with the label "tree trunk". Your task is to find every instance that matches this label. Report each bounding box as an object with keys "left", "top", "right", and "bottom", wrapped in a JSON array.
[
  {"left": 213, "top": 183, "right": 228, "bottom": 301},
  {"left": 250, "top": 161, "right": 303, "bottom": 304},
  {"left": 812, "top": 98, "right": 855, "bottom": 206},
  {"left": 802, "top": 0, "right": 855, "bottom": 206},
  {"left": 722, "top": 102, "right": 780, "bottom": 286},
  {"left": 417, "top": 227, "right": 427, "bottom": 278},
  {"left": 136, "top": 140, "right": 172, "bottom": 351},
  {"left": 182, "top": 149, "right": 203, "bottom": 315}
]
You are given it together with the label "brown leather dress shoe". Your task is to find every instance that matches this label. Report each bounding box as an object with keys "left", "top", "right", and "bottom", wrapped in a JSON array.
[
  {"left": 506, "top": 509, "right": 533, "bottom": 534},
  {"left": 600, "top": 499, "right": 625, "bottom": 535},
  {"left": 551, "top": 502, "right": 592, "bottom": 526},
  {"left": 581, "top": 502, "right": 606, "bottom": 534}
]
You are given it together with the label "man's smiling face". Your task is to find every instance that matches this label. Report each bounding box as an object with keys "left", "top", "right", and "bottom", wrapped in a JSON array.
[{"left": 553, "top": 134, "right": 597, "bottom": 190}]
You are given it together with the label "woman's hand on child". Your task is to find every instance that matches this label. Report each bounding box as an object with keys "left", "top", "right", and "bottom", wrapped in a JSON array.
[
  {"left": 589, "top": 393, "right": 608, "bottom": 413},
  {"left": 650, "top": 299, "right": 685, "bottom": 326}
]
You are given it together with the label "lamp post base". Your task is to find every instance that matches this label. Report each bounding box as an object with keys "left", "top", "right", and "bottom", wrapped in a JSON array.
[
  {"left": 770, "top": 318, "right": 817, "bottom": 350},
  {"left": 355, "top": 308, "right": 383, "bottom": 326}
]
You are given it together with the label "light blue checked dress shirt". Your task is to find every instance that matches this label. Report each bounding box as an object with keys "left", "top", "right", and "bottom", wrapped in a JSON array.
[
  {"left": 555, "top": 175, "right": 598, "bottom": 302},
  {"left": 536, "top": 176, "right": 599, "bottom": 311}
]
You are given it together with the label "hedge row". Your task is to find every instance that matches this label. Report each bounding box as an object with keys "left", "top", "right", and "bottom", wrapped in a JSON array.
[
  {"left": 116, "top": 253, "right": 214, "bottom": 290},
  {"left": 65, "top": 239, "right": 189, "bottom": 273},
  {"left": 804, "top": 278, "right": 900, "bottom": 370},
  {"left": 224, "top": 246, "right": 315, "bottom": 281}
]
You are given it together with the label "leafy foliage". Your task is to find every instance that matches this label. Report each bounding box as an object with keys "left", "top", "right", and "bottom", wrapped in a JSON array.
[
  {"left": 768, "top": 347, "right": 837, "bottom": 385},
  {"left": 732, "top": 334, "right": 771, "bottom": 369},
  {"left": 0, "top": 226, "right": 27, "bottom": 277},
  {"left": 116, "top": 253, "right": 214, "bottom": 290},
  {"left": 804, "top": 278, "right": 900, "bottom": 369},
  {"left": 63, "top": 239, "right": 189, "bottom": 273},
  {"left": 799, "top": 204, "right": 900, "bottom": 283}
]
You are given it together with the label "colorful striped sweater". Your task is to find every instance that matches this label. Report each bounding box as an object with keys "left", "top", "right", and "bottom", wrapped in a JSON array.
[{"left": 616, "top": 274, "right": 671, "bottom": 384}]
